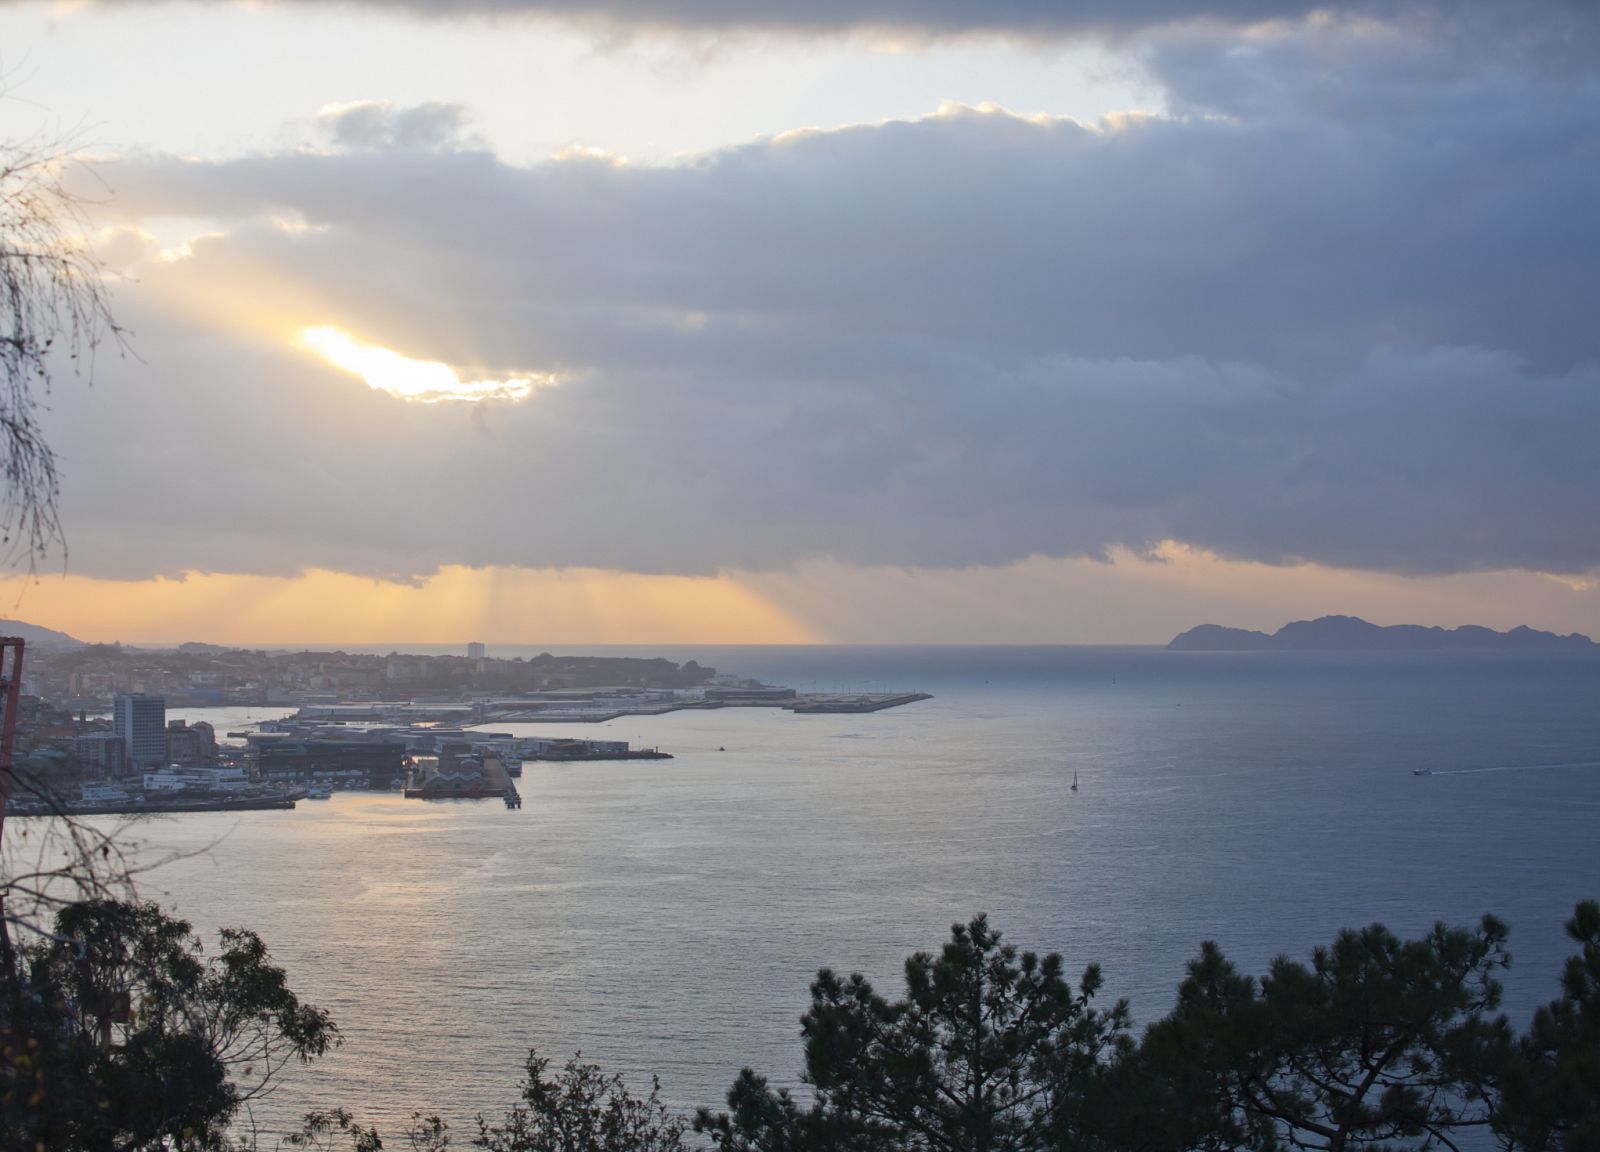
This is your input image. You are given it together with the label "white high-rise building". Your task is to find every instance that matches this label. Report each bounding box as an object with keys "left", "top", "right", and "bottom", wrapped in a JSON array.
[
  {"left": 113, "top": 693, "right": 167, "bottom": 768},
  {"left": 467, "top": 642, "right": 486, "bottom": 659}
]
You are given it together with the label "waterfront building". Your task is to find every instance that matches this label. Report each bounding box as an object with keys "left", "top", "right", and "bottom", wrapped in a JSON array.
[
  {"left": 80, "top": 780, "right": 136, "bottom": 805},
  {"left": 143, "top": 764, "right": 250, "bottom": 793},
  {"left": 74, "top": 731, "right": 128, "bottom": 776},
  {"left": 250, "top": 735, "right": 406, "bottom": 788},
  {"left": 165, "top": 719, "right": 217, "bottom": 763},
  {"left": 113, "top": 693, "right": 167, "bottom": 767},
  {"left": 467, "top": 641, "right": 486, "bottom": 659}
]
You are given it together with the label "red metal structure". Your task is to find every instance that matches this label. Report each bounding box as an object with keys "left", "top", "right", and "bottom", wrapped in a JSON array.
[
  {"left": 0, "top": 637, "right": 22, "bottom": 963},
  {"left": 0, "top": 637, "right": 22, "bottom": 849}
]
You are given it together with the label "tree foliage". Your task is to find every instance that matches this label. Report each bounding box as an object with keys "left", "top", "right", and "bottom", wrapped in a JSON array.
[
  {"left": 472, "top": 1049, "right": 687, "bottom": 1152},
  {"left": 0, "top": 898, "right": 336, "bottom": 1150},
  {"left": 1498, "top": 900, "right": 1600, "bottom": 1151},
  {"left": 282, "top": 1109, "right": 388, "bottom": 1152},
  {"left": 1108, "top": 916, "right": 1514, "bottom": 1152},
  {"left": 699, "top": 914, "right": 1130, "bottom": 1152},
  {"left": 6, "top": 901, "right": 1599, "bottom": 1152},
  {"left": 695, "top": 908, "right": 1600, "bottom": 1152}
]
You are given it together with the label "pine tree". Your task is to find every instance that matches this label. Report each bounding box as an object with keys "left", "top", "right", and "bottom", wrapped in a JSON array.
[
  {"left": 699, "top": 915, "right": 1129, "bottom": 1152},
  {"left": 1119, "top": 916, "right": 1513, "bottom": 1152},
  {"left": 1499, "top": 900, "right": 1600, "bottom": 1151}
]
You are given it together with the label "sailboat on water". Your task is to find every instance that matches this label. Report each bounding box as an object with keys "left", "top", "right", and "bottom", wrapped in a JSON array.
[{"left": 1071, "top": 770, "right": 1079, "bottom": 792}]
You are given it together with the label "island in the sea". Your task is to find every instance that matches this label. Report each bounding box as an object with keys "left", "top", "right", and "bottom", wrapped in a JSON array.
[{"left": 1168, "top": 615, "right": 1596, "bottom": 652}]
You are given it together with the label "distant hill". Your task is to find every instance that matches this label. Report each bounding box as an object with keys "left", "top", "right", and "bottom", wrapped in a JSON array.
[
  {"left": 0, "top": 619, "right": 85, "bottom": 650},
  {"left": 1168, "top": 615, "right": 1596, "bottom": 652}
]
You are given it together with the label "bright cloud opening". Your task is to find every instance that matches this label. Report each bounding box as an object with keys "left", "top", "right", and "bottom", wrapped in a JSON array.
[{"left": 299, "top": 326, "right": 551, "bottom": 403}]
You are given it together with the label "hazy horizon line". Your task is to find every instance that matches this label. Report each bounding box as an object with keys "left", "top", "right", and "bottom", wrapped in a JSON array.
[{"left": 74, "top": 639, "right": 1176, "bottom": 652}]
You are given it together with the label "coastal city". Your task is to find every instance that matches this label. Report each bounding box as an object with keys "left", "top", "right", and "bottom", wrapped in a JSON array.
[{"left": 5, "top": 632, "right": 930, "bottom": 814}]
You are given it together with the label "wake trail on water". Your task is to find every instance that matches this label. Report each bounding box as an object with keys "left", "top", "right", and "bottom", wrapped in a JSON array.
[{"left": 1431, "top": 758, "right": 1600, "bottom": 776}]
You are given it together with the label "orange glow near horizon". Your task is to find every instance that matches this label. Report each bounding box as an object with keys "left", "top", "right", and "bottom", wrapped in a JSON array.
[
  {"left": 5, "top": 566, "right": 819, "bottom": 647},
  {"left": 4, "top": 548, "right": 1596, "bottom": 648}
]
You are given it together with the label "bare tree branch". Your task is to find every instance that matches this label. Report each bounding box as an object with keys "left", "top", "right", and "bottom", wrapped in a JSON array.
[{"left": 0, "top": 115, "right": 126, "bottom": 570}]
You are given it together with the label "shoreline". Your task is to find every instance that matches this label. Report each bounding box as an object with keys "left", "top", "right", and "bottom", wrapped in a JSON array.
[{"left": 12, "top": 794, "right": 302, "bottom": 818}]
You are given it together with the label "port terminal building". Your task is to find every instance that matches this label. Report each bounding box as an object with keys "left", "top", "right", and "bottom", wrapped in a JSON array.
[{"left": 247, "top": 732, "right": 406, "bottom": 789}]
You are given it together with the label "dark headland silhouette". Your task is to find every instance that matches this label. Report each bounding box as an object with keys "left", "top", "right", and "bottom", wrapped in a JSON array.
[
  {"left": 0, "top": 618, "right": 84, "bottom": 650},
  {"left": 1168, "top": 615, "right": 1595, "bottom": 651}
]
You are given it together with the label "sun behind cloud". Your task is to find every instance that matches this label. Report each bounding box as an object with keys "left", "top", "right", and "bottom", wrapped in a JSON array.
[{"left": 299, "top": 325, "right": 551, "bottom": 403}]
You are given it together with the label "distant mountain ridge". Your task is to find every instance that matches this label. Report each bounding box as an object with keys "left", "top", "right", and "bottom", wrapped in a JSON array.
[
  {"left": 0, "top": 619, "right": 84, "bottom": 650},
  {"left": 1168, "top": 615, "right": 1595, "bottom": 652}
]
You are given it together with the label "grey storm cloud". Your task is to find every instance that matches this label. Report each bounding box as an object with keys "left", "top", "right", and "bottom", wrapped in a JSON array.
[
  {"left": 47, "top": 19, "right": 1600, "bottom": 583},
  {"left": 25, "top": 0, "right": 1600, "bottom": 46}
]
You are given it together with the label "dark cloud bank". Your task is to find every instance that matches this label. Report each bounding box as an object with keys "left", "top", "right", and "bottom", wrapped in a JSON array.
[
  {"left": 41, "top": 0, "right": 1600, "bottom": 46},
  {"left": 48, "top": 8, "right": 1600, "bottom": 582}
]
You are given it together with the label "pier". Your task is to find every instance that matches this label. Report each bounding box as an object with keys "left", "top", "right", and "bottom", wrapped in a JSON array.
[
  {"left": 482, "top": 690, "right": 932, "bottom": 724},
  {"left": 788, "top": 692, "right": 934, "bottom": 714}
]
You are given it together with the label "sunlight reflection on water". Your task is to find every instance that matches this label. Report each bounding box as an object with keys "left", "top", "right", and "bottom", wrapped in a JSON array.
[{"left": 83, "top": 648, "right": 1600, "bottom": 1142}]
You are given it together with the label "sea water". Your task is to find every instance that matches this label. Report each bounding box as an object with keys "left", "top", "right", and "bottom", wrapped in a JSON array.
[{"left": 116, "top": 647, "right": 1600, "bottom": 1139}]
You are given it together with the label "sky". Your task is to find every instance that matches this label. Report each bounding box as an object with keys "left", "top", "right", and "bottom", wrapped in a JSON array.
[{"left": 1, "top": 0, "right": 1598, "bottom": 646}]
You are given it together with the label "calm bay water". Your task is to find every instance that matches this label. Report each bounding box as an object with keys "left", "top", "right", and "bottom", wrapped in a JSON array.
[{"left": 123, "top": 646, "right": 1600, "bottom": 1139}]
